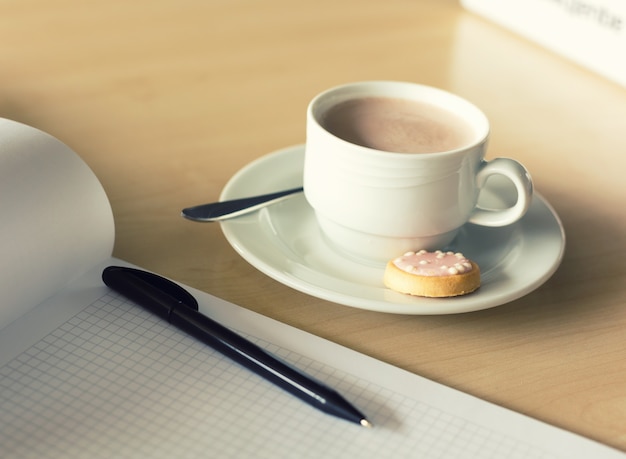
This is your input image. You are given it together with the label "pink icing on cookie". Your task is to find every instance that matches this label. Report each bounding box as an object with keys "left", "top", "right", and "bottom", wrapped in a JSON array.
[{"left": 392, "top": 250, "right": 474, "bottom": 277}]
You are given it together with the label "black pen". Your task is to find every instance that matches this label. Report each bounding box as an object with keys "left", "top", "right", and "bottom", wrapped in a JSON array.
[{"left": 102, "top": 266, "right": 372, "bottom": 428}]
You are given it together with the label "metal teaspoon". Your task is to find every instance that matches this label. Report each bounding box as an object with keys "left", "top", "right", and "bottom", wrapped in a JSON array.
[{"left": 181, "top": 187, "right": 303, "bottom": 222}]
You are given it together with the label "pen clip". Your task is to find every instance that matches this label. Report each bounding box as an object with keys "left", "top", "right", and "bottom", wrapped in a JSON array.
[{"left": 102, "top": 266, "right": 199, "bottom": 312}]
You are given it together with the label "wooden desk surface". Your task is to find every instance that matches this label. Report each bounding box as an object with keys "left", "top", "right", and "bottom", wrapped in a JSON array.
[{"left": 2, "top": 0, "right": 625, "bottom": 452}]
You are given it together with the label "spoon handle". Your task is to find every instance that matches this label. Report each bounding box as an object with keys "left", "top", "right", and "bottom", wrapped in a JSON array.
[{"left": 181, "top": 186, "right": 303, "bottom": 222}]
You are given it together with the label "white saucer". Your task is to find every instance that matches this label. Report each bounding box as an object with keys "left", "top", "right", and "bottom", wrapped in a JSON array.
[{"left": 220, "top": 145, "right": 565, "bottom": 315}]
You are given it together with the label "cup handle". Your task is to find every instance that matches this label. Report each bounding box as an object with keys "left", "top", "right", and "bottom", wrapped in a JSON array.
[{"left": 468, "top": 158, "right": 533, "bottom": 227}]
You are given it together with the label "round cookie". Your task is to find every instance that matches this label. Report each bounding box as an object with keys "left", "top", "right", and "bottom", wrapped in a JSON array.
[{"left": 384, "top": 250, "right": 480, "bottom": 298}]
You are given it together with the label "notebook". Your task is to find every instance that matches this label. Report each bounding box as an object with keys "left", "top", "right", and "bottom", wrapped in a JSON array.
[{"left": 1, "top": 118, "right": 623, "bottom": 458}]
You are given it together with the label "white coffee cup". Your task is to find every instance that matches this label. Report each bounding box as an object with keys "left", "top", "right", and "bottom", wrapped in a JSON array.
[{"left": 303, "top": 81, "right": 533, "bottom": 262}]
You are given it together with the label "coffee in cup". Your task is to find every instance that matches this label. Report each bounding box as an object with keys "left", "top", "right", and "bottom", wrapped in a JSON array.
[{"left": 320, "top": 96, "right": 475, "bottom": 154}]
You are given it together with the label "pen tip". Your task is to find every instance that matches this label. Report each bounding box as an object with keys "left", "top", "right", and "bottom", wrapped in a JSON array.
[{"left": 360, "top": 419, "right": 373, "bottom": 428}]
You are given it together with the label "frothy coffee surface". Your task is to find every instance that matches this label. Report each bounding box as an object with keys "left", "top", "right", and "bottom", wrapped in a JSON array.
[{"left": 321, "top": 96, "right": 475, "bottom": 154}]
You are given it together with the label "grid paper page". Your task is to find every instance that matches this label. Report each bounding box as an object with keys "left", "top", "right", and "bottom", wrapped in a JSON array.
[{"left": 0, "top": 284, "right": 621, "bottom": 458}]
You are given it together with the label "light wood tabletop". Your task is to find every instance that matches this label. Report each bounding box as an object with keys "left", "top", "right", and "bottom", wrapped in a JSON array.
[{"left": 2, "top": 0, "right": 625, "bottom": 452}]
